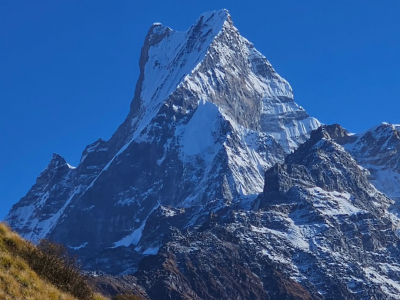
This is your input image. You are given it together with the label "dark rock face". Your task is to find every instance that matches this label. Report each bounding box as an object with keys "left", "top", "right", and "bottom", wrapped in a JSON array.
[
  {"left": 5, "top": 153, "right": 76, "bottom": 242},
  {"left": 87, "top": 274, "right": 151, "bottom": 300},
  {"left": 5, "top": 9, "right": 400, "bottom": 300},
  {"left": 133, "top": 227, "right": 318, "bottom": 300}
]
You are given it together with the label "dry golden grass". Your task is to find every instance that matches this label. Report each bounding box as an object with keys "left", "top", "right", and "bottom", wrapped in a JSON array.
[{"left": 0, "top": 223, "right": 108, "bottom": 300}]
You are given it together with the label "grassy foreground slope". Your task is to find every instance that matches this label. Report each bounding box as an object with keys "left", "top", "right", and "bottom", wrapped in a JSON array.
[{"left": 0, "top": 222, "right": 107, "bottom": 300}]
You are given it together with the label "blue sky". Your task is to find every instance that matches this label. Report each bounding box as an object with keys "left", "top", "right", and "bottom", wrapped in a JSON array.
[{"left": 1, "top": 0, "right": 400, "bottom": 219}]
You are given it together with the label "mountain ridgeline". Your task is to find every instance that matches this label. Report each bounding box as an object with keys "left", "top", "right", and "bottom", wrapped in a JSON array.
[{"left": 6, "top": 10, "right": 400, "bottom": 300}]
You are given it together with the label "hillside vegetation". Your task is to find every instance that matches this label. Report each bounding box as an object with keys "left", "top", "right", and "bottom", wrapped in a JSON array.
[{"left": 0, "top": 222, "right": 107, "bottom": 300}]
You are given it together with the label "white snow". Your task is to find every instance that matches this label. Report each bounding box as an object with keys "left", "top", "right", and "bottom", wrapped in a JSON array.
[
  {"left": 222, "top": 113, "right": 278, "bottom": 196},
  {"left": 113, "top": 222, "right": 145, "bottom": 248},
  {"left": 307, "top": 187, "right": 364, "bottom": 216},
  {"left": 178, "top": 100, "right": 221, "bottom": 161},
  {"left": 19, "top": 187, "right": 82, "bottom": 243},
  {"left": 160, "top": 206, "right": 177, "bottom": 217},
  {"left": 112, "top": 202, "right": 160, "bottom": 248},
  {"left": 69, "top": 242, "right": 88, "bottom": 250},
  {"left": 36, "top": 187, "right": 81, "bottom": 242},
  {"left": 6, "top": 205, "right": 35, "bottom": 230},
  {"left": 344, "top": 122, "right": 400, "bottom": 215},
  {"left": 137, "top": 9, "right": 229, "bottom": 149},
  {"left": 370, "top": 169, "right": 400, "bottom": 202},
  {"left": 363, "top": 267, "right": 400, "bottom": 297}
]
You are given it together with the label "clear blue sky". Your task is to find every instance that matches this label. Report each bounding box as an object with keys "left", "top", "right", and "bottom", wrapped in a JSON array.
[{"left": 1, "top": 0, "right": 400, "bottom": 219}]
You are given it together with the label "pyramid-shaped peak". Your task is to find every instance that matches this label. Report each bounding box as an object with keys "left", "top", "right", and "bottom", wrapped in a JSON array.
[
  {"left": 201, "top": 8, "right": 230, "bottom": 18},
  {"left": 146, "top": 9, "right": 231, "bottom": 43},
  {"left": 130, "top": 9, "right": 238, "bottom": 119},
  {"left": 190, "top": 9, "right": 232, "bottom": 35},
  {"left": 123, "top": 8, "right": 319, "bottom": 153},
  {"left": 196, "top": 9, "right": 231, "bottom": 26},
  {"left": 50, "top": 153, "right": 67, "bottom": 166},
  {"left": 149, "top": 9, "right": 230, "bottom": 34},
  {"left": 35, "top": 153, "right": 69, "bottom": 184}
]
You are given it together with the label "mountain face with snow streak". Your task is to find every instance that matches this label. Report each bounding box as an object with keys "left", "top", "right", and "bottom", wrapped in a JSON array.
[{"left": 6, "top": 9, "right": 400, "bottom": 300}]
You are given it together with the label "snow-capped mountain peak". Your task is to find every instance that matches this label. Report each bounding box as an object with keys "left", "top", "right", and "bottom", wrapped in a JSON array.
[
  {"left": 5, "top": 10, "right": 400, "bottom": 299},
  {"left": 7, "top": 9, "right": 320, "bottom": 277},
  {"left": 140, "top": 9, "right": 230, "bottom": 108}
]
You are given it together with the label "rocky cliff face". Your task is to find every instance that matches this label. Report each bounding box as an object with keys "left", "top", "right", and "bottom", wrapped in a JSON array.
[
  {"left": 6, "top": 9, "right": 400, "bottom": 300},
  {"left": 254, "top": 126, "right": 400, "bottom": 299}
]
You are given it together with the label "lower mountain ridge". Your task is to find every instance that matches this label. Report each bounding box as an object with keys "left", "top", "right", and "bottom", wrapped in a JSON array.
[{"left": 84, "top": 125, "right": 400, "bottom": 300}]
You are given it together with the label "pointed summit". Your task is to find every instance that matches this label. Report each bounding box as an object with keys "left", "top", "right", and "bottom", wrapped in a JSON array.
[
  {"left": 122, "top": 10, "right": 320, "bottom": 154},
  {"left": 41, "top": 153, "right": 68, "bottom": 175},
  {"left": 129, "top": 9, "right": 232, "bottom": 117},
  {"left": 149, "top": 9, "right": 231, "bottom": 40},
  {"left": 51, "top": 152, "right": 67, "bottom": 164},
  {"left": 193, "top": 9, "right": 231, "bottom": 31},
  {"left": 35, "top": 153, "right": 70, "bottom": 186}
]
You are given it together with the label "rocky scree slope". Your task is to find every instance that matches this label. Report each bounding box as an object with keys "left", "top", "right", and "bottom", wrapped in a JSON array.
[{"left": 6, "top": 9, "right": 319, "bottom": 271}]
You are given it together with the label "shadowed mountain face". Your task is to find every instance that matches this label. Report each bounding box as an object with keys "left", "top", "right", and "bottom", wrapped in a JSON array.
[{"left": 6, "top": 9, "right": 400, "bottom": 300}]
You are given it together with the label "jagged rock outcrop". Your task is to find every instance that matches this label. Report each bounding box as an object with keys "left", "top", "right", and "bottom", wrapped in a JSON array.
[
  {"left": 130, "top": 125, "right": 400, "bottom": 299},
  {"left": 253, "top": 126, "right": 400, "bottom": 299},
  {"left": 344, "top": 123, "right": 400, "bottom": 215},
  {"left": 300, "top": 123, "right": 400, "bottom": 216}
]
